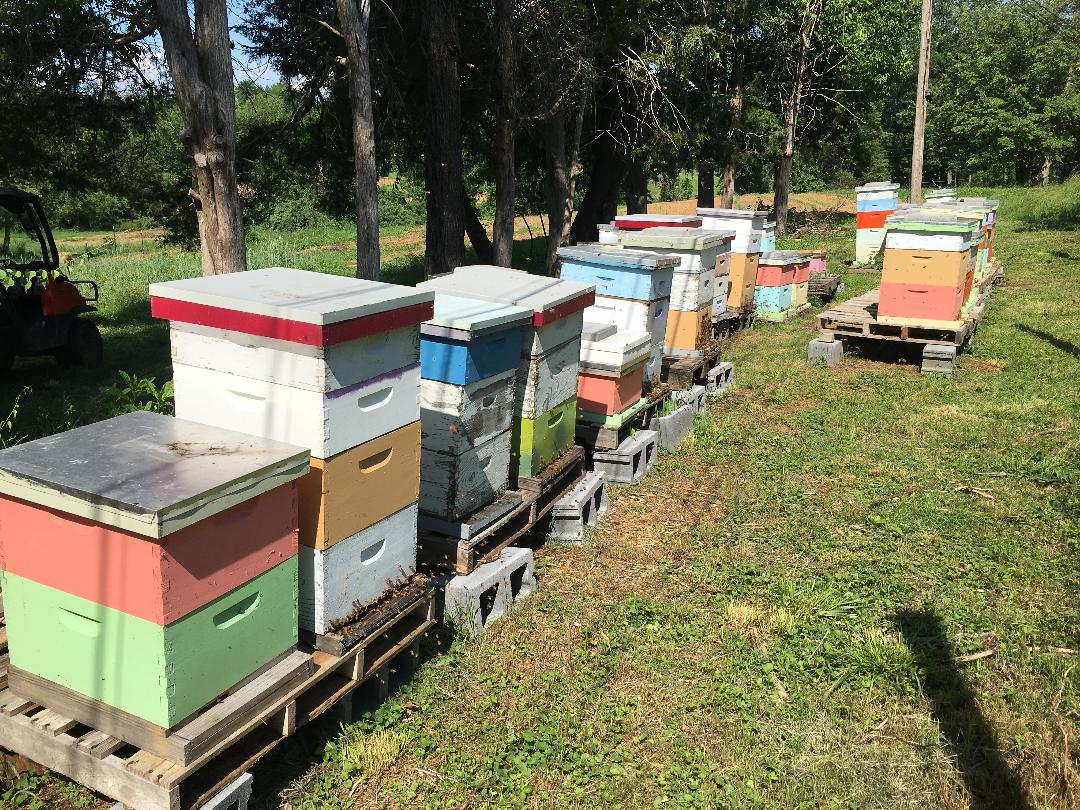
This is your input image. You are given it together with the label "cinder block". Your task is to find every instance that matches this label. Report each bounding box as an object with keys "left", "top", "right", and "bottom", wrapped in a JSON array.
[
  {"left": 593, "top": 434, "right": 650, "bottom": 484},
  {"left": 807, "top": 337, "right": 843, "bottom": 367},
  {"left": 672, "top": 384, "right": 707, "bottom": 413},
  {"left": 648, "top": 404, "right": 694, "bottom": 451},
  {"left": 550, "top": 471, "right": 610, "bottom": 540},
  {"left": 442, "top": 547, "right": 536, "bottom": 634},
  {"left": 921, "top": 342, "right": 957, "bottom": 374},
  {"left": 706, "top": 362, "right": 735, "bottom": 396},
  {"left": 638, "top": 429, "right": 659, "bottom": 472}
]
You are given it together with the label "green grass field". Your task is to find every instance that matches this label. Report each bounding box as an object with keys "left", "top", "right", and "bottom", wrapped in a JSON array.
[{"left": 0, "top": 185, "right": 1077, "bottom": 809}]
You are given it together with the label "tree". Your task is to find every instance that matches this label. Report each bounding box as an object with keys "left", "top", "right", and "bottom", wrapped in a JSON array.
[
  {"left": 335, "top": 0, "right": 380, "bottom": 279},
  {"left": 422, "top": 0, "right": 465, "bottom": 277},
  {"left": 492, "top": 0, "right": 516, "bottom": 266},
  {"left": 154, "top": 0, "right": 247, "bottom": 275}
]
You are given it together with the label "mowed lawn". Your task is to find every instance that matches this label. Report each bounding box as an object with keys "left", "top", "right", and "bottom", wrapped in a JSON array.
[{"left": 0, "top": 187, "right": 1076, "bottom": 809}]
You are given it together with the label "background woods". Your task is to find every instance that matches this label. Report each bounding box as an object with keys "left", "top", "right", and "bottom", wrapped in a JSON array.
[{"left": 1, "top": 0, "right": 1077, "bottom": 274}]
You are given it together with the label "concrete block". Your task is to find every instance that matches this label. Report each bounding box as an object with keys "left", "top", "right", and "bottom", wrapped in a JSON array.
[
  {"left": 638, "top": 430, "right": 659, "bottom": 472},
  {"left": 648, "top": 404, "right": 694, "bottom": 451},
  {"left": 807, "top": 337, "right": 844, "bottom": 367},
  {"left": 921, "top": 342, "right": 957, "bottom": 374},
  {"left": 442, "top": 547, "right": 535, "bottom": 635},
  {"left": 550, "top": 471, "right": 610, "bottom": 540},
  {"left": 671, "top": 384, "right": 707, "bottom": 413},
  {"left": 706, "top": 362, "right": 735, "bottom": 396},
  {"left": 593, "top": 433, "right": 649, "bottom": 484}
]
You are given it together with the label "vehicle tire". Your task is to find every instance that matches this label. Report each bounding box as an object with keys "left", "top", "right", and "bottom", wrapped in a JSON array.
[{"left": 58, "top": 318, "right": 103, "bottom": 367}]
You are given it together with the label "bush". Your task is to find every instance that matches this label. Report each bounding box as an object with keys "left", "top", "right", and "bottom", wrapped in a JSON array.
[
  {"left": 378, "top": 174, "right": 428, "bottom": 228},
  {"left": 264, "top": 187, "right": 334, "bottom": 231},
  {"left": 51, "top": 190, "right": 131, "bottom": 230},
  {"left": 98, "top": 372, "right": 174, "bottom": 419}
]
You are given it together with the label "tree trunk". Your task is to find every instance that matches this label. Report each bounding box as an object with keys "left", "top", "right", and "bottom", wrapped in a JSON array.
[
  {"left": 624, "top": 155, "right": 648, "bottom": 214},
  {"left": 720, "top": 9, "right": 747, "bottom": 208},
  {"left": 422, "top": 0, "right": 465, "bottom": 277},
  {"left": 947, "top": 167, "right": 954, "bottom": 186},
  {"left": 1038, "top": 155, "right": 1051, "bottom": 186},
  {"left": 155, "top": 0, "right": 246, "bottom": 275},
  {"left": 697, "top": 161, "right": 715, "bottom": 208},
  {"left": 570, "top": 87, "right": 632, "bottom": 244},
  {"left": 336, "top": 0, "right": 379, "bottom": 280},
  {"left": 773, "top": 0, "right": 821, "bottom": 237},
  {"left": 543, "top": 87, "right": 586, "bottom": 274},
  {"left": 492, "top": 0, "right": 515, "bottom": 266},
  {"left": 464, "top": 191, "right": 494, "bottom": 263}
]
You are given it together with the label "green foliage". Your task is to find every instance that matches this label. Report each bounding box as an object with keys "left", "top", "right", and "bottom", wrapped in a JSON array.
[
  {"left": 0, "top": 765, "right": 47, "bottom": 810},
  {"left": 264, "top": 187, "right": 335, "bottom": 232},
  {"left": 376, "top": 174, "right": 428, "bottom": 228},
  {"left": 0, "top": 386, "right": 29, "bottom": 448},
  {"left": 98, "top": 371, "right": 175, "bottom": 418}
]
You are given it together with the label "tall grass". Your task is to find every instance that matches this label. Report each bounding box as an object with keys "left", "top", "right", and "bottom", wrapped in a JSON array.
[{"left": 962, "top": 176, "right": 1080, "bottom": 230}]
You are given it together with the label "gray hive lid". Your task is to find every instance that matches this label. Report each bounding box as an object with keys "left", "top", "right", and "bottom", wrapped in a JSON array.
[
  {"left": 416, "top": 265, "right": 594, "bottom": 316},
  {"left": 760, "top": 250, "right": 810, "bottom": 266},
  {"left": 0, "top": 411, "right": 310, "bottom": 539},
  {"left": 150, "top": 266, "right": 433, "bottom": 325},
  {"left": 421, "top": 294, "right": 532, "bottom": 339},
  {"left": 855, "top": 181, "right": 900, "bottom": 193},
  {"left": 582, "top": 321, "right": 618, "bottom": 342},
  {"left": 557, "top": 246, "right": 680, "bottom": 269},
  {"left": 695, "top": 207, "right": 770, "bottom": 221},
  {"left": 615, "top": 227, "right": 733, "bottom": 251}
]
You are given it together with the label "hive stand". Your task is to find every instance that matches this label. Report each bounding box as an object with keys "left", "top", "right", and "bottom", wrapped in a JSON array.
[
  {"left": 575, "top": 385, "right": 668, "bottom": 453},
  {"left": 0, "top": 581, "right": 435, "bottom": 810},
  {"left": 706, "top": 362, "right": 735, "bottom": 397},
  {"left": 591, "top": 430, "right": 658, "bottom": 485},
  {"left": 648, "top": 404, "right": 695, "bottom": 452},
  {"left": 549, "top": 471, "right": 611, "bottom": 541},
  {"left": 440, "top": 547, "right": 537, "bottom": 635},
  {"left": 417, "top": 445, "right": 585, "bottom": 576},
  {"left": 662, "top": 338, "right": 726, "bottom": 390}
]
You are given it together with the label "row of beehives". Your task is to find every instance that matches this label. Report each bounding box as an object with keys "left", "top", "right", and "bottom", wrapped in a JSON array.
[
  {"left": 855, "top": 184, "right": 1000, "bottom": 326},
  {"left": 0, "top": 206, "right": 790, "bottom": 744}
]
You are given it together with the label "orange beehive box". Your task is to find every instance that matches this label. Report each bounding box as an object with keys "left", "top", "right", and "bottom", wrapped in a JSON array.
[
  {"left": 882, "top": 248, "right": 972, "bottom": 288},
  {"left": 856, "top": 210, "right": 890, "bottom": 229},
  {"left": 577, "top": 363, "right": 645, "bottom": 416},
  {"left": 727, "top": 254, "right": 759, "bottom": 308},
  {"left": 664, "top": 305, "right": 712, "bottom": 352}
]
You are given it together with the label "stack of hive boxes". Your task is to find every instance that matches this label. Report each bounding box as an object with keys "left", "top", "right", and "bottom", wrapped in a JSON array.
[
  {"left": 696, "top": 208, "right": 768, "bottom": 311},
  {"left": 559, "top": 245, "right": 675, "bottom": 389},
  {"left": 416, "top": 266, "right": 595, "bottom": 480},
  {"left": 613, "top": 227, "right": 733, "bottom": 357},
  {"left": 761, "top": 220, "right": 777, "bottom": 253},
  {"left": 855, "top": 181, "right": 900, "bottom": 264},
  {"left": 754, "top": 251, "right": 811, "bottom": 319},
  {"left": 925, "top": 188, "right": 957, "bottom": 202},
  {"left": 577, "top": 321, "right": 652, "bottom": 421},
  {"left": 152, "top": 267, "right": 433, "bottom": 637},
  {"left": 924, "top": 196, "right": 999, "bottom": 283},
  {"left": 879, "top": 211, "right": 976, "bottom": 327},
  {"left": 0, "top": 411, "right": 310, "bottom": 756},
  {"left": 417, "top": 295, "right": 532, "bottom": 527}
]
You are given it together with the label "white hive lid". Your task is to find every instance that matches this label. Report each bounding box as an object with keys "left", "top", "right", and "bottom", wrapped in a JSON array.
[
  {"left": 416, "top": 265, "right": 594, "bottom": 316},
  {"left": 423, "top": 294, "right": 532, "bottom": 336}
]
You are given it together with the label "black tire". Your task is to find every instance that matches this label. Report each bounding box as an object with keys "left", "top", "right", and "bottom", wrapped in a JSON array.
[{"left": 58, "top": 318, "right": 103, "bottom": 367}]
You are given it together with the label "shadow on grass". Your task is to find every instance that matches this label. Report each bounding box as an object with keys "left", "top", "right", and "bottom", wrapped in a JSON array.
[
  {"left": 1015, "top": 323, "right": 1080, "bottom": 359},
  {"left": 895, "top": 609, "right": 1030, "bottom": 810}
]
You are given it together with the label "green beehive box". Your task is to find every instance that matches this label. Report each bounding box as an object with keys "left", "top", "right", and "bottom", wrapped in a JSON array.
[
  {"left": 3, "top": 558, "right": 298, "bottom": 731},
  {"left": 513, "top": 396, "right": 577, "bottom": 477}
]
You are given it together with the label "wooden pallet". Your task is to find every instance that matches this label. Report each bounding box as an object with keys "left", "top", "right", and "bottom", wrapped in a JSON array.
[
  {"left": 807, "top": 273, "right": 842, "bottom": 299},
  {"left": 417, "top": 445, "right": 585, "bottom": 575},
  {"left": 0, "top": 582, "right": 435, "bottom": 810},
  {"left": 817, "top": 289, "right": 977, "bottom": 346},
  {"left": 574, "top": 386, "right": 669, "bottom": 452},
  {"left": 662, "top": 337, "right": 725, "bottom": 390}
]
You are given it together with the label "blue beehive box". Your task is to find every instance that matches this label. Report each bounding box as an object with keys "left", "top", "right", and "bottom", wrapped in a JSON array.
[
  {"left": 856, "top": 197, "right": 897, "bottom": 212},
  {"left": 754, "top": 284, "right": 794, "bottom": 313},
  {"left": 558, "top": 246, "right": 677, "bottom": 302},
  {"left": 420, "top": 295, "right": 532, "bottom": 385}
]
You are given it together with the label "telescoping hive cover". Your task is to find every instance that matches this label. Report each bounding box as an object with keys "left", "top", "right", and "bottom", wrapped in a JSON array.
[
  {"left": 416, "top": 264, "right": 595, "bottom": 324},
  {"left": 0, "top": 411, "right": 310, "bottom": 538}
]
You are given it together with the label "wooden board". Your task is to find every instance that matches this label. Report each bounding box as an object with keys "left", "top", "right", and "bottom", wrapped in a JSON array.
[
  {"left": 574, "top": 386, "right": 669, "bottom": 452},
  {"left": 0, "top": 582, "right": 436, "bottom": 810},
  {"left": 662, "top": 337, "right": 725, "bottom": 390}
]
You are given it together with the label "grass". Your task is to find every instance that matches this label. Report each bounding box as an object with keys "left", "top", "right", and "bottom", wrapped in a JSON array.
[{"left": 0, "top": 186, "right": 1077, "bottom": 809}]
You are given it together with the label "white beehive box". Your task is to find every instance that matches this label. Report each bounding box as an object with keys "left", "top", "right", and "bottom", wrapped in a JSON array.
[
  {"left": 420, "top": 369, "right": 516, "bottom": 455},
  {"left": 419, "top": 430, "right": 512, "bottom": 522},
  {"left": 516, "top": 337, "right": 581, "bottom": 419}
]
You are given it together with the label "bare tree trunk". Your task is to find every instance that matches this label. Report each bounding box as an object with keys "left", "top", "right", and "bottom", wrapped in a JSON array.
[
  {"left": 624, "top": 155, "right": 648, "bottom": 214},
  {"left": 464, "top": 191, "right": 495, "bottom": 263},
  {"left": 543, "top": 87, "right": 586, "bottom": 274},
  {"left": 336, "top": 0, "right": 379, "bottom": 279},
  {"left": 492, "top": 0, "right": 515, "bottom": 266},
  {"left": 422, "top": 0, "right": 465, "bottom": 277},
  {"left": 697, "top": 161, "right": 715, "bottom": 208},
  {"left": 1038, "top": 155, "right": 1051, "bottom": 186},
  {"left": 720, "top": 9, "right": 747, "bottom": 208},
  {"left": 155, "top": 0, "right": 246, "bottom": 275},
  {"left": 773, "top": 0, "right": 821, "bottom": 237},
  {"left": 947, "top": 167, "right": 954, "bottom": 186},
  {"left": 570, "top": 85, "right": 633, "bottom": 244}
]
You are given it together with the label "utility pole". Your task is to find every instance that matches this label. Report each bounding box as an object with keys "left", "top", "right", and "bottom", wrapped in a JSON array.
[{"left": 910, "top": 0, "right": 933, "bottom": 204}]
